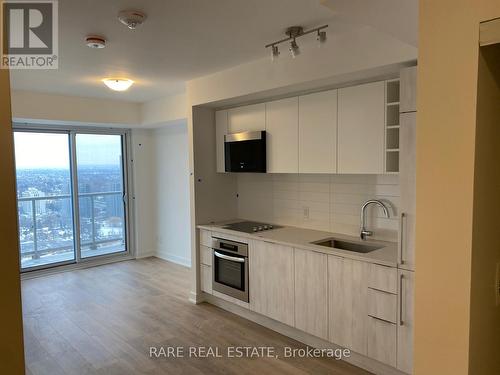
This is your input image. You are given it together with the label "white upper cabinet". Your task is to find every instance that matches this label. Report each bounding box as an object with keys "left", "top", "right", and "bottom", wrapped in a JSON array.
[
  {"left": 215, "top": 110, "right": 228, "bottom": 173},
  {"left": 338, "top": 82, "right": 385, "bottom": 174},
  {"left": 298, "top": 90, "right": 338, "bottom": 174},
  {"left": 266, "top": 97, "right": 299, "bottom": 173},
  {"left": 227, "top": 103, "right": 266, "bottom": 133},
  {"left": 400, "top": 66, "right": 417, "bottom": 113}
]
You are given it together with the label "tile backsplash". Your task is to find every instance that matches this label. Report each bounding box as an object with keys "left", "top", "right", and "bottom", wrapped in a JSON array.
[{"left": 236, "top": 174, "right": 400, "bottom": 242}]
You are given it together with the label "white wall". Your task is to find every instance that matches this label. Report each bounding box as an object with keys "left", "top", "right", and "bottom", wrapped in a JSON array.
[
  {"left": 11, "top": 90, "right": 141, "bottom": 126},
  {"left": 131, "top": 129, "right": 156, "bottom": 257},
  {"left": 141, "top": 93, "right": 187, "bottom": 127},
  {"left": 152, "top": 121, "right": 191, "bottom": 267},
  {"left": 237, "top": 173, "right": 399, "bottom": 242}
]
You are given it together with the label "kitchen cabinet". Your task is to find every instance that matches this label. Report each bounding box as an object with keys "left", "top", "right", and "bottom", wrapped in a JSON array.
[
  {"left": 397, "top": 269, "right": 415, "bottom": 374},
  {"left": 400, "top": 66, "right": 417, "bottom": 112},
  {"left": 227, "top": 103, "right": 266, "bottom": 133},
  {"left": 249, "top": 241, "right": 295, "bottom": 326},
  {"left": 200, "top": 264, "right": 212, "bottom": 294},
  {"left": 215, "top": 110, "right": 228, "bottom": 173},
  {"left": 367, "top": 315, "right": 397, "bottom": 367},
  {"left": 294, "top": 248, "right": 328, "bottom": 340},
  {"left": 399, "top": 112, "right": 416, "bottom": 270},
  {"left": 266, "top": 97, "right": 299, "bottom": 173},
  {"left": 298, "top": 90, "right": 337, "bottom": 173},
  {"left": 338, "top": 81, "right": 385, "bottom": 174},
  {"left": 328, "top": 256, "right": 368, "bottom": 354}
]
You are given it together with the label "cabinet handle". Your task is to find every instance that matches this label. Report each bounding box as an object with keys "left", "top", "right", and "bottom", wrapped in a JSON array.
[
  {"left": 399, "top": 212, "right": 406, "bottom": 265},
  {"left": 399, "top": 273, "right": 405, "bottom": 326}
]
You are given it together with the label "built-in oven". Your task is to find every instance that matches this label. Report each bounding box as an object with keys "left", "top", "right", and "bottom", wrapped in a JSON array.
[{"left": 212, "top": 238, "right": 249, "bottom": 302}]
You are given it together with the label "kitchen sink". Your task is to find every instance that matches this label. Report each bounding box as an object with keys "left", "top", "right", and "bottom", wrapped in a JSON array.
[{"left": 311, "top": 238, "right": 383, "bottom": 253}]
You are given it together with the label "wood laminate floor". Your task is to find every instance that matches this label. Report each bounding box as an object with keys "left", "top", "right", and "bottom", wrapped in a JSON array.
[{"left": 22, "top": 257, "right": 372, "bottom": 375}]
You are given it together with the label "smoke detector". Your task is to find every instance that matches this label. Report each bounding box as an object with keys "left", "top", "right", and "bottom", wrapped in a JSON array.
[
  {"left": 85, "top": 35, "right": 106, "bottom": 49},
  {"left": 118, "top": 10, "right": 147, "bottom": 30}
]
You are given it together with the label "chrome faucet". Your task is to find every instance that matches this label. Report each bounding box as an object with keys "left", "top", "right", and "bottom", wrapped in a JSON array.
[{"left": 360, "top": 200, "right": 390, "bottom": 240}]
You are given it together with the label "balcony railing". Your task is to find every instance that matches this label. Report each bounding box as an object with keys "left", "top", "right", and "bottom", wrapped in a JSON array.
[{"left": 18, "top": 191, "right": 125, "bottom": 263}]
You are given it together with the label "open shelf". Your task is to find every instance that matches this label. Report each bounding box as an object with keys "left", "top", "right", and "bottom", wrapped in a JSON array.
[{"left": 385, "top": 79, "right": 400, "bottom": 173}]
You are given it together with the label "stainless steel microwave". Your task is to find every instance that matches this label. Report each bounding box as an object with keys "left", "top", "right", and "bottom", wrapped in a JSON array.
[{"left": 224, "top": 131, "right": 266, "bottom": 173}]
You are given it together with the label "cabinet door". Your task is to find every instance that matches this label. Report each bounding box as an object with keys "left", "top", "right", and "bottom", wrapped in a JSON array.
[
  {"left": 399, "top": 112, "right": 416, "bottom": 270},
  {"left": 266, "top": 97, "right": 299, "bottom": 173},
  {"left": 397, "top": 269, "right": 415, "bottom": 374},
  {"left": 227, "top": 103, "right": 266, "bottom": 133},
  {"left": 294, "top": 248, "right": 328, "bottom": 340},
  {"left": 328, "top": 256, "right": 368, "bottom": 354},
  {"left": 215, "top": 110, "right": 228, "bottom": 173},
  {"left": 298, "top": 90, "right": 337, "bottom": 173},
  {"left": 338, "top": 82, "right": 385, "bottom": 174},
  {"left": 249, "top": 241, "right": 294, "bottom": 326},
  {"left": 367, "top": 316, "right": 397, "bottom": 367},
  {"left": 200, "top": 265, "right": 212, "bottom": 294},
  {"left": 400, "top": 66, "right": 417, "bottom": 112}
]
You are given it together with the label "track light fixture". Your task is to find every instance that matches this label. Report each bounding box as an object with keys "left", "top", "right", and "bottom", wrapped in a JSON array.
[
  {"left": 271, "top": 44, "right": 280, "bottom": 61},
  {"left": 317, "top": 30, "right": 327, "bottom": 46},
  {"left": 265, "top": 24, "right": 328, "bottom": 61},
  {"left": 289, "top": 39, "right": 300, "bottom": 58}
]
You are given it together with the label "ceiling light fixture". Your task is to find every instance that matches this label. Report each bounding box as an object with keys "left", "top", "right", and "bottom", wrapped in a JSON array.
[
  {"left": 118, "top": 10, "right": 147, "bottom": 30},
  {"left": 102, "top": 78, "right": 134, "bottom": 91},
  {"left": 271, "top": 45, "right": 280, "bottom": 61},
  {"left": 265, "top": 24, "right": 328, "bottom": 61},
  {"left": 317, "top": 30, "right": 327, "bottom": 46},
  {"left": 289, "top": 39, "right": 300, "bottom": 58}
]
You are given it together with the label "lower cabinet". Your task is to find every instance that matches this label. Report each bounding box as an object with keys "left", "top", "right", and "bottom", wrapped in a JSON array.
[
  {"left": 328, "top": 256, "right": 368, "bottom": 355},
  {"left": 397, "top": 269, "right": 415, "bottom": 374},
  {"left": 249, "top": 241, "right": 295, "bottom": 326},
  {"left": 294, "top": 248, "right": 328, "bottom": 340},
  {"left": 200, "top": 264, "right": 212, "bottom": 294},
  {"left": 367, "top": 316, "right": 397, "bottom": 367}
]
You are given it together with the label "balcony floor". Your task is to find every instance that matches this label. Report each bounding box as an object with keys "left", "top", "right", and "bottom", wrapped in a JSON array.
[{"left": 21, "top": 257, "right": 370, "bottom": 375}]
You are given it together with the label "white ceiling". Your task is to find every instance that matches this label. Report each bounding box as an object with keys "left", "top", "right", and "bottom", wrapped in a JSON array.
[{"left": 9, "top": 0, "right": 417, "bottom": 103}]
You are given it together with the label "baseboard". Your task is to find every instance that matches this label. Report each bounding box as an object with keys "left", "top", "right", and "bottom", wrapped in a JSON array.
[
  {"left": 189, "top": 290, "right": 203, "bottom": 304},
  {"left": 155, "top": 249, "right": 191, "bottom": 267},
  {"left": 135, "top": 250, "right": 155, "bottom": 259},
  {"left": 204, "top": 294, "right": 406, "bottom": 375}
]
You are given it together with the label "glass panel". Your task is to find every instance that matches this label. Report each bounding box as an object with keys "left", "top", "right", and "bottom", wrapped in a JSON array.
[
  {"left": 14, "top": 132, "right": 75, "bottom": 269},
  {"left": 215, "top": 257, "right": 244, "bottom": 290},
  {"left": 75, "top": 134, "right": 126, "bottom": 258}
]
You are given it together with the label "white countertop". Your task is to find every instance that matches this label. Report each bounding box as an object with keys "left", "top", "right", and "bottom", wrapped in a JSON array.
[{"left": 198, "top": 220, "right": 398, "bottom": 267}]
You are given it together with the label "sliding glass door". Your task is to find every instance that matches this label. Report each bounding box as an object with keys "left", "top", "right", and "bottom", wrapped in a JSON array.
[
  {"left": 15, "top": 132, "right": 75, "bottom": 269},
  {"left": 14, "top": 129, "right": 130, "bottom": 271},
  {"left": 75, "top": 134, "right": 126, "bottom": 258}
]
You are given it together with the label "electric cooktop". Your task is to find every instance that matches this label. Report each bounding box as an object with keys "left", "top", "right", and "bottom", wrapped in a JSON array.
[{"left": 222, "top": 221, "right": 282, "bottom": 233}]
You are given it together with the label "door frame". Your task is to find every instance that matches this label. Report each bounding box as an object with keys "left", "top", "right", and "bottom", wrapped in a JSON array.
[{"left": 13, "top": 123, "right": 136, "bottom": 274}]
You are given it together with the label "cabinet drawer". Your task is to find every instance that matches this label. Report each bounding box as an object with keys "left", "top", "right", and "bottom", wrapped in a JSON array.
[
  {"left": 368, "top": 264, "right": 398, "bottom": 294},
  {"left": 200, "top": 264, "right": 212, "bottom": 294},
  {"left": 368, "top": 288, "right": 397, "bottom": 324},
  {"left": 200, "top": 245, "right": 212, "bottom": 266},
  {"left": 367, "top": 316, "right": 397, "bottom": 367},
  {"left": 200, "top": 229, "right": 212, "bottom": 247}
]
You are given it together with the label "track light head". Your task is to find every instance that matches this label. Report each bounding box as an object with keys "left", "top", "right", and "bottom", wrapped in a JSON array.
[
  {"left": 270, "top": 45, "right": 280, "bottom": 61},
  {"left": 317, "top": 30, "right": 327, "bottom": 46},
  {"left": 289, "top": 39, "right": 300, "bottom": 58}
]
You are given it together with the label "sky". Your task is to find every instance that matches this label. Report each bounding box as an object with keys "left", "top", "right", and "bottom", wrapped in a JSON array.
[{"left": 14, "top": 132, "right": 122, "bottom": 169}]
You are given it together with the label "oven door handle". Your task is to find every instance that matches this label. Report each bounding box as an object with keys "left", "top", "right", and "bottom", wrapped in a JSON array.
[{"left": 214, "top": 251, "right": 246, "bottom": 263}]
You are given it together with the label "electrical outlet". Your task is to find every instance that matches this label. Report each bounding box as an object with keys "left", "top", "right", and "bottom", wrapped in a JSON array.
[
  {"left": 496, "top": 263, "right": 500, "bottom": 307},
  {"left": 303, "top": 207, "right": 310, "bottom": 220}
]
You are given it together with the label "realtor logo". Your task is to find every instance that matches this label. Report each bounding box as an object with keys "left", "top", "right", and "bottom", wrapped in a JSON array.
[{"left": 1, "top": 0, "right": 58, "bottom": 69}]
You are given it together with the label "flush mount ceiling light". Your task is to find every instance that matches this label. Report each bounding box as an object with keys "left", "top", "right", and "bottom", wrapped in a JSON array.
[
  {"left": 85, "top": 35, "right": 106, "bottom": 49},
  {"left": 118, "top": 9, "right": 147, "bottom": 30},
  {"left": 265, "top": 24, "right": 328, "bottom": 61},
  {"left": 102, "top": 78, "right": 134, "bottom": 91}
]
